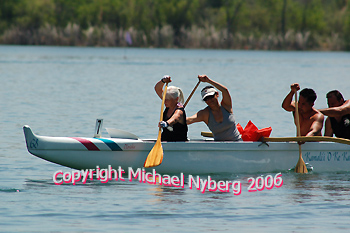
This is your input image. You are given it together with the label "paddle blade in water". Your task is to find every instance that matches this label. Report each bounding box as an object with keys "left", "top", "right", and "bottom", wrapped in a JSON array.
[
  {"left": 144, "top": 139, "right": 163, "bottom": 168},
  {"left": 295, "top": 152, "right": 308, "bottom": 173}
]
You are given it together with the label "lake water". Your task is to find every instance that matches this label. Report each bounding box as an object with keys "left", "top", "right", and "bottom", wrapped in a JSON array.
[{"left": 1, "top": 45, "right": 350, "bottom": 232}]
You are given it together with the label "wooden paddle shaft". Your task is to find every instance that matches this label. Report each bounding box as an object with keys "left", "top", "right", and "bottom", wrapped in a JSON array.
[
  {"left": 184, "top": 81, "right": 201, "bottom": 108},
  {"left": 294, "top": 90, "right": 301, "bottom": 137},
  {"left": 159, "top": 83, "right": 168, "bottom": 122},
  {"left": 294, "top": 90, "right": 307, "bottom": 173}
]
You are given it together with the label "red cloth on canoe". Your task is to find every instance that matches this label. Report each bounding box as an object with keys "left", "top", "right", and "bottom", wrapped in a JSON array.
[{"left": 238, "top": 121, "right": 272, "bottom": 141}]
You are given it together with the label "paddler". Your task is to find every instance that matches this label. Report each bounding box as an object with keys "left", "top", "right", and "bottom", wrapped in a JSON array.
[
  {"left": 282, "top": 83, "right": 324, "bottom": 136},
  {"left": 186, "top": 75, "right": 241, "bottom": 141},
  {"left": 155, "top": 75, "right": 188, "bottom": 141},
  {"left": 319, "top": 90, "right": 350, "bottom": 139}
]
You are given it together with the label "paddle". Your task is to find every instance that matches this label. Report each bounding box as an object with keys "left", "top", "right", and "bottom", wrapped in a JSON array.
[
  {"left": 144, "top": 83, "right": 168, "bottom": 168},
  {"left": 184, "top": 80, "right": 201, "bottom": 108},
  {"left": 294, "top": 90, "right": 308, "bottom": 173}
]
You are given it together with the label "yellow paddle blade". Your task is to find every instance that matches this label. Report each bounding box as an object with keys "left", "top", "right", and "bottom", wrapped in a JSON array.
[
  {"left": 295, "top": 153, "right": 308, "bottom": 173},
  {"left": 144, "top": 132, "right": 163, "bottom": 168}
]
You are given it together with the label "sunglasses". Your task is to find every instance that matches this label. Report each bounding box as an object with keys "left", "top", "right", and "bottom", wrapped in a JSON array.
[{"left": 203, "top": 95, "right": 215, "bottom": 101}]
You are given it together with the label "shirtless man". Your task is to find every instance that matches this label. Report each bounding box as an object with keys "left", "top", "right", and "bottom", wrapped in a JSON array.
[
  {"left": 282, "top": 83, "right": 324, "bottom": 136},
  {"left": 319, "top": 90, "right": 350, "bottom": 139}
]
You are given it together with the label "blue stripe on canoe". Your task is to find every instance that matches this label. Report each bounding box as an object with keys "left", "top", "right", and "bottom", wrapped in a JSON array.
[{"left": 95, "top": 138, "right": 123, "bottom": 151}]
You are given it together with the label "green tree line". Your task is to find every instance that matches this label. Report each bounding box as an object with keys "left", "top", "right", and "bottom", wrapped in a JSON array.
[{"left": 1, "top": 0, "right": 350, "bottom": 50}]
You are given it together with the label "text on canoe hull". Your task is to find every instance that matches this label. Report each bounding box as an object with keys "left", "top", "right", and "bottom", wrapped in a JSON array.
[{"left": 305, "top": 151, "right": 349, "bottom": 162}]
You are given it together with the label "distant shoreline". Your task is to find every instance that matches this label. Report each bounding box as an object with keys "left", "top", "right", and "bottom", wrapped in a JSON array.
[{"left": 0, "top": 24, "right": 346, "bottom": 51}]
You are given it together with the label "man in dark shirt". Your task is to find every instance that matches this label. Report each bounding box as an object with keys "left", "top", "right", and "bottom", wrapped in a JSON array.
[{"left": 319, "top": 90, "right": 350, "bottom": 139}]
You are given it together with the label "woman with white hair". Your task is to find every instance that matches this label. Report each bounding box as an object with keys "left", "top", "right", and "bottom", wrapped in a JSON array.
[
  {"left": 155, "top": 75, "right": 188, "bottom": 141},
  {"left": 186, "top": 75, "right": 241, "bottom": 141}
]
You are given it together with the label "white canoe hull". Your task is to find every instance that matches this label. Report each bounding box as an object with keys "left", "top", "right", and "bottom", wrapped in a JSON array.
[{"left": 23, "top": 125, "right": 350, "bottom": 174}]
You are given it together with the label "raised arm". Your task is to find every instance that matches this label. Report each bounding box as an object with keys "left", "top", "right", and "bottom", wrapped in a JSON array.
[
  {"left": 155, "top": 76, "right": 171, "bottom": 99},
  {"left": 282, "top": 83, "right": 300, "bottom": 112},
  {"left": 198, "top": 75, "right": 232, "bottom": 112}
]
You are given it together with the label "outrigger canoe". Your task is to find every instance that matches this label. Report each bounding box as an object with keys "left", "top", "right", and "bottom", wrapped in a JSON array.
[{"left": 23, "top": 125, "right": 350, "bottom": 174}]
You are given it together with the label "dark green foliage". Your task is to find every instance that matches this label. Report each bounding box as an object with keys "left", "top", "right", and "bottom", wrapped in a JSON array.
[{"left": 0, "top": 0, "right": 349, "bottom": 50}]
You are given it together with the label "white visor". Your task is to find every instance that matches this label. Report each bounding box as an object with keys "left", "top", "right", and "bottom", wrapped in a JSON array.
[{"left": 201, "top": 88, "right": 217, "bottom": 100}]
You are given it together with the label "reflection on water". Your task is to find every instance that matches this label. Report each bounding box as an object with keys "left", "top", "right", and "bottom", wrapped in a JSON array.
[
  {"left": 285, "top": 173, "right": 350, "bottom": 204},
  {"left": 147, "top": 185, "right": 188, "bottom": 204}
]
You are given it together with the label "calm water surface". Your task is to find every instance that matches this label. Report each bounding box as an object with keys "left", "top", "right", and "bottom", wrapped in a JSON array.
[{"left": 1, "top": 46, "right": 350, "bottom": 232}]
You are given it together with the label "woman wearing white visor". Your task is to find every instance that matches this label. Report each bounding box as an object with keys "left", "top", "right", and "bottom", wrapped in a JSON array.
[{"left": 186, "top": 75, "right": 241, "bottom": 141}]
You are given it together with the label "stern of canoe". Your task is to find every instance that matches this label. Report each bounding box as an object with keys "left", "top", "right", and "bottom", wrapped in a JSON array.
[{"left": 23, "top": 125, "right": 150, "bottom": 170}]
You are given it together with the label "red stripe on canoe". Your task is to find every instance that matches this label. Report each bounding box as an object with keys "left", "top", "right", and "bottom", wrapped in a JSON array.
[{"left": 70, "top": 137, "right": 100, "bottom": 151}]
